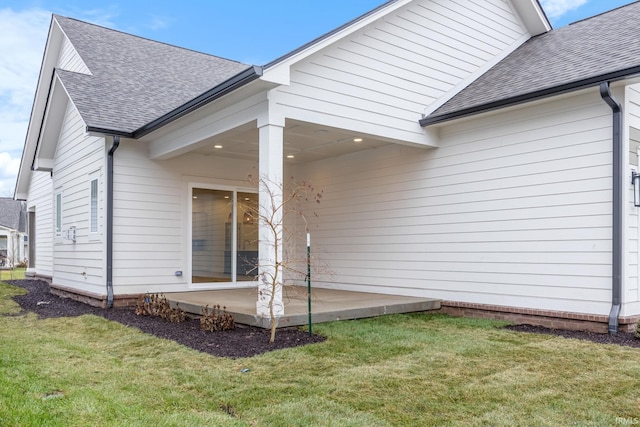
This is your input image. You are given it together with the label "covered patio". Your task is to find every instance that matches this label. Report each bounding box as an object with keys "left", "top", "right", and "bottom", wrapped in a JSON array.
[{"left": 167, "top": 287, "right": 440, "bottom": 328}]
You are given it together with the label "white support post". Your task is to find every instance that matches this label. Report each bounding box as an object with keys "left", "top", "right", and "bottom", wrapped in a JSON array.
[{"left": 256, "top": 122, "right": 285, "bottom": 318}]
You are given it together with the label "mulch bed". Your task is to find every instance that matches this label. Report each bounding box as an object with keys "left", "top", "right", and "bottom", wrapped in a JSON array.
[
  {"left": 5, "top": 279, "right": 325, "bottom": 359},
  {"left": 505, "top": 324, "right": 640, "bottom": 348},
  {"left": 6, "top": 279, "right": 640, "bottom": 356}
]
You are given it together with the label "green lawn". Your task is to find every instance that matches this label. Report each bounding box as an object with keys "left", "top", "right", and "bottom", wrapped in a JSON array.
[
  {"left": 1, "top": 280, "right": 639, "bottom": 426},
  {"left": 0, "top": 268, "right": 25, "bottom": 282}
]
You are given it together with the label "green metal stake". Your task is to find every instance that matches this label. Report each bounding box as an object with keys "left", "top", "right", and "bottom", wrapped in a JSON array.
[{"left": 307, "top": 232, "right": 312, "bottom": 336}]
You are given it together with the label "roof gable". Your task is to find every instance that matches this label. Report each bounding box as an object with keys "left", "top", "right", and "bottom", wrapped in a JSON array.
[
  {"left": 16, "top": 2, "right": 551, "bottom": 198},
  {"left": 53, "top": 15, "right": 252, "bottom": 134},
  {"left": 269, "top": 0, "right": 537, "bottom": 147},
  {"left": 262, "top": 0, "right": 549, "bottom": 85},
  {"left": 56, "top": 32, "right": 91, "bottom": 74},
  {"left": 0, "top": 199, "right": 26, "bottom": 232},
  {"left": 422, "top": 1, "right": 640, "bottom": 126}
]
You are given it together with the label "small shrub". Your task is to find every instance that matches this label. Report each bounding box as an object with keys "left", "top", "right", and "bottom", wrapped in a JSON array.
[
  {"left": 200, "top": 304, "right": 235, "bottom": 332},
  {"left": 135, "top": 293, "right": 186, "bottom": 323},
  {"left": 635, "top": 322, "right": 640, "bottom": 340},
  {"left": 135, "top": 293, "right": 156, "bottom": 316},
  {"left": 16, "top": 260, "right": 28, "bottom": 268}
]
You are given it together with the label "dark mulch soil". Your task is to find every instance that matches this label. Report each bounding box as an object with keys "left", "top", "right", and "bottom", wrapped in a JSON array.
[
  {"left": 5, "top": 279, "right": 325, "bottom": 359},
  {"left": 7, "top": 279, "right": 639, "bottom": 356},
  {"left": 506, "top": 324, "right": 640, "bottom": 348}
]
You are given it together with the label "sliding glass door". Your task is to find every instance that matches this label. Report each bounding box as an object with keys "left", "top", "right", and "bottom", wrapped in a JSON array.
[
  {"left": 191, "top": 187, "right": 258, "bottom": 284},
  {"left": 236, "top": 192, "right": 258, "bottom": 281}
]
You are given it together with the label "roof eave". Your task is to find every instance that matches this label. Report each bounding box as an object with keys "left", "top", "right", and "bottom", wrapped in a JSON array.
[
  {"left": 420, "top": 66, "right": 640, "bottom": 127},
  {"left": 84, "top": 127, "right": 134, "bottom": 138},
  {"left": 511, "top": 0, "right": 552, "bottom": 35},
  {"left": 134, "top": 65, "right": 264, "bottom": 138},
  {"left": 14, "top": 16, "right": 61, "bottom": 200},
  {"left": 85, "top": 66, "right": 263, "bottom": 139}
]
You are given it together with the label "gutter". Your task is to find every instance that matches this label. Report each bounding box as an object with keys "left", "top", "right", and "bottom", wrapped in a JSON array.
[
  {"left": 599, "top": 82, "right": 623, "bottom": 334},
  {"left": 86, "top": 66, "right": 263, "bottom": 140},
  {"left": 90, "top": 67, "right": 262, "bottom": 308},
  {"left": 106, "top": 135, "right": 120, "bottom": 308},
  {"left": 420, "top": 65, "right": 640, "bottom": 127},
  {"left": 420, "top": 77, "right": 629, "bottom": 333}
]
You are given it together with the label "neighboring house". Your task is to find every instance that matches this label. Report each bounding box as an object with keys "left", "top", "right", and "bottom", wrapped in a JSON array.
[
  {"left": 14, "top": 0, "right": 640, "bottom": 332},
  {"left": 0, "top": 198, "right": 27, "bottom": 268}
]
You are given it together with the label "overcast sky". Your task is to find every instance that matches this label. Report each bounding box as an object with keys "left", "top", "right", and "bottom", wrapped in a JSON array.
[{"left": 0, "top": 0, "right": 634, "bottom": 197}]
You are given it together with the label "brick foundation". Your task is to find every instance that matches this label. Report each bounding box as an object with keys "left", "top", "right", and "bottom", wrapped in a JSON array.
[
  {"left": 50, "top": 283, "right": 139, "bottom": 309},
  {"left": 439, "top": 301, "right": 640, "bottom": 333},
  {"left": 37, "top": 282, "right": 640, "bottom": 334}
]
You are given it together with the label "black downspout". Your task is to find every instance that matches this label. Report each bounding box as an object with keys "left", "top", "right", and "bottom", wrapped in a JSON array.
[
  {"left": 599, "top": 82, "right": 622, "bottom": 334},
  {"left": 106, "top": 136, "right": 120, "bottom": 308}
]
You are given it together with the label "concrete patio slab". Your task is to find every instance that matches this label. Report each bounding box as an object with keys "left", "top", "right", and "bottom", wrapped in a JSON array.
[{"left": 167, "top": 287, "right": 440, "bottom": 328}]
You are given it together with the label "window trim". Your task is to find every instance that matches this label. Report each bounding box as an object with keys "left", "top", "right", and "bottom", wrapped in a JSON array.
[
  {"left": 187, "top": 182, "right": 258, "bottom": 289},
  {"left": 89, "top": 176, "right": 99, "bottom": 237},
  {"left": 55, "top": 192, "right": 62, "bottom": 239}
]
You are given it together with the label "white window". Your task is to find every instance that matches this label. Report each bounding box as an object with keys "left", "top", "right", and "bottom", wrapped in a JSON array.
[
  {"left": 90, "top": 178, "right": 98, "bottom": 233},
  {"left": 55, "top": 192, "right": 62, "bottom": 237}
]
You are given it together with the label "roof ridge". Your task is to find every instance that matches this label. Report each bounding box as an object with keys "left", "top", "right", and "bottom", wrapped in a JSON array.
[
  {"left": 53, "top": 14, "right": 248, "bottom": 66},
  {"left": 264, "top": 0, "right": 400, "bottom": 69},
  {"left": 566, "top": 0, "right": 638, "bottom": 27}
]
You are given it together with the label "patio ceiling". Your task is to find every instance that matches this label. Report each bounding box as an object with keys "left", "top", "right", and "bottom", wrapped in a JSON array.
[{"left": 192, "top": 119, "right": 391, "bottom": 164}]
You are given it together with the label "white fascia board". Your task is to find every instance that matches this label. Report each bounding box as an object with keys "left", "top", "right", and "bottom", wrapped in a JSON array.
[
  {"left": 511, "top": 0, "right": 552, "bottom": 35},
  {"left": 622, "top": 76, "right": 640, "bottom": 87},
  {"left": 33, "top": 158, "right": 55, "bottom": 172},
  {"left": 33, "top": 75, "right": 71, "bottom": 171},
  {"left": 260, "top": 0, "right": 411, "bottom": 85},
  {"left": 54, "top": 20, "right": 92, "bottom": 76},
  {"left": 15, "top": 17, "right": 63, "bottom": 198},
  {"left": 149, "top": 90, "right": 270, "bottom": 160}
]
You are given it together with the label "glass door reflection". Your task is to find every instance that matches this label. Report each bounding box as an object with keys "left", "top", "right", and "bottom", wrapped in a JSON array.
[
  {"left": 191, "top": 188, "right": 233, "bottom": 283},
  {"left": 236, "top": 192, "right": 258, "bottom": 281}
]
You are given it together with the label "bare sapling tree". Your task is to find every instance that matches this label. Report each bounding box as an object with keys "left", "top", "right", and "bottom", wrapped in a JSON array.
[{"left": 247, "top": 174, "right": 322, "bottom": 343}]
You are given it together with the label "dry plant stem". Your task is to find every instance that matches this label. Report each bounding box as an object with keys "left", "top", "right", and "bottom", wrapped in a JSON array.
[
  {"left": 200, "top": 304, "right": 235, "bottom": 332},
  {"left": 264, "top": 187, "right": 282, "bottom": 344},
  {"left": 135, "top": 293, "right": 187, "bottom": 323},
  {"left": 250, "top": 175, "right": 322, "bottom": 343}
]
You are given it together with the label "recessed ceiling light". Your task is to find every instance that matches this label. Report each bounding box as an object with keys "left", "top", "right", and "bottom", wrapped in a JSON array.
[
  {"left": 192, "top": 196, "right": 198, "bottom": 199},
  {"left": 214, "top": 144, "right": 223, "bottom": 149},
  {"left": 353, "top": 138, "right": 363, "bottom": 143},
  {"left": 245, "top": 197, "right": 250, "bottom": 201},
  {"left": 286, "top": 154, "right": 295, "bottom": 159},
  {"left": 224, "top": 196, "right": 230, "bottom": 199}
]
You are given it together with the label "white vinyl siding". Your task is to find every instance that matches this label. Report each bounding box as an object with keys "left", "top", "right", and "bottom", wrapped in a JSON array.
[
  {"left": 27, "top": 171, "right": 54, "bottom": 277},
  {"left": 274, "top": 0, "right": 527, "bottom": 145},
  {"left": 626, "top": 84, "right": 640, "bottom": 311},
  {"left": 111, "top": 141, "right": 256, "bottom": 294},
  {"left": 296, "top": 89, "right": 614, "bottom": 315},
  {"left": 51, "top": 102, "right": 105, "bottom": 294},
  {"left": 56, "top": 35, "right": 91, "bottom": 74},
  {"left": 628, "top": 84, "right": 640, "bottom": 132}
]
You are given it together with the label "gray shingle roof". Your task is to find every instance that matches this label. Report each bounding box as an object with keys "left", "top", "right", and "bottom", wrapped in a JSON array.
[
  {"left": 0, "top": 198, "right": 26, "bottom": 232},
  {"left": 422, "top": 1, "right": 640, "bottom": 126},
  {"left": 54, "top": 15, "right": 251, "bottom": 134}
]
